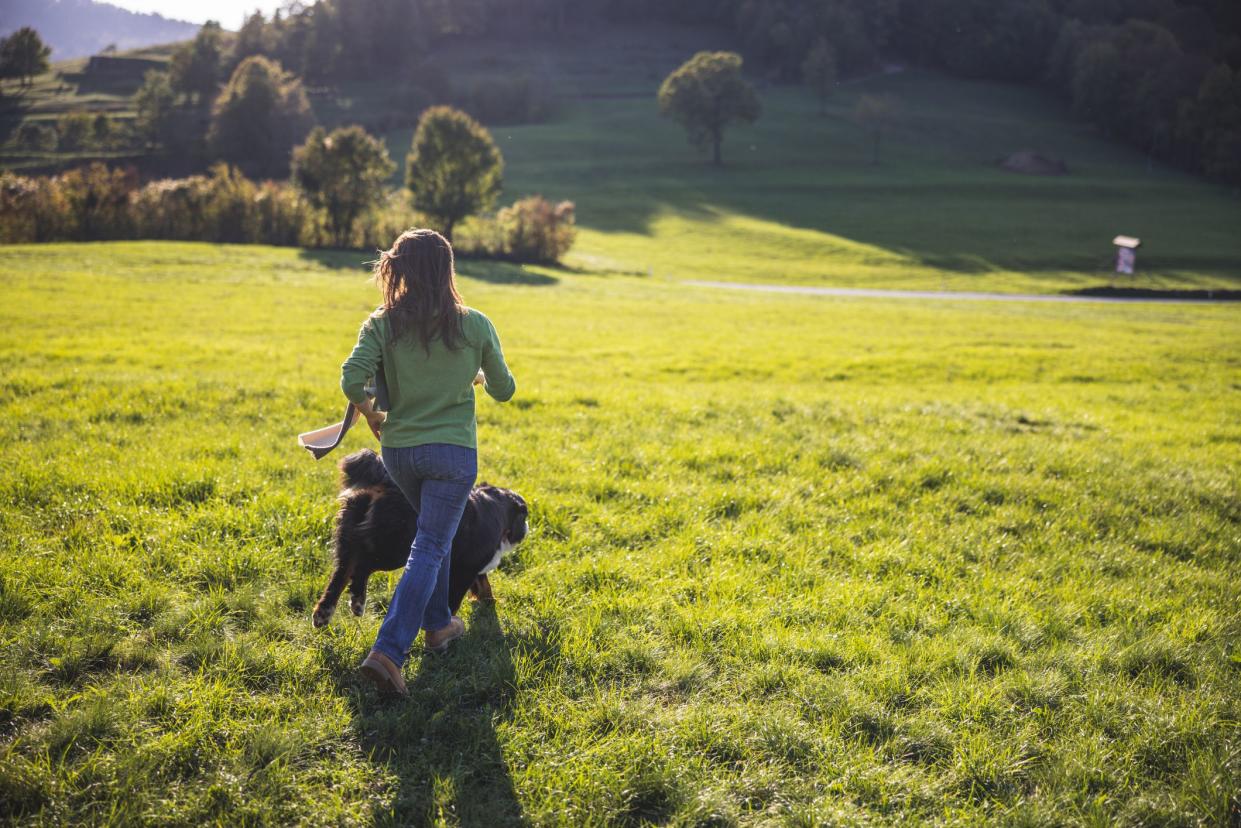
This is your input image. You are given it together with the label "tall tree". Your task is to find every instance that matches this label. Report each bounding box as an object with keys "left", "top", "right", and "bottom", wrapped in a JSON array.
[
  {"left": 405, "top": 106, "right": 503, "bottom": 243},
  {"left": 170, "top": 21, "right": 223, "bottom": 106},
  {"left": 292, "top": 125, "right": 395, "bottom": 248},
  {"left": 134, "top": 70, "right": 177, "bottom": 149},
  {"left": 658, "top": 51, "right": 761, "bottom": 166},
  {"left": 0, "top": 27, "right": 52, "bottom": 87},
  {"left": 229, "top": 12, "right": 270, "bottom": 72},
  {"left": 208, "top": 56, "right": 314, "bottom": 179},
  {"left": 802, "top": 38, "right": 838, "bottom": 115}
]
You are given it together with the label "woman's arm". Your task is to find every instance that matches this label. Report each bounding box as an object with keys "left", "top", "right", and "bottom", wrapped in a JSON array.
[
  {"left": 341, "top": 317, "right": 386, "bottom": 439},
  {"left": 480, "top": 316, "right": 516, "bottom": 402}
]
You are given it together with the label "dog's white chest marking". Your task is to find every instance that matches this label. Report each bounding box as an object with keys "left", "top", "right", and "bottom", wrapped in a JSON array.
[
  {"left": 480, "top": 540, "right": 514, "bottom": 575},
  {"left": 479, "top": 521, "right": 525, "bottom": 575}
]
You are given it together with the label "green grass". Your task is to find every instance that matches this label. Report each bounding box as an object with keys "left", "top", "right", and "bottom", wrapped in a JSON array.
[
  {"left": 512, "top": 85, "right": 1241, "bottom": 292},
  {"left": 1, "top": 241, "right": 1238, "bottom": 825},
  {"left": 384, "top": 26, "right": 1241, "bottom": 294}
]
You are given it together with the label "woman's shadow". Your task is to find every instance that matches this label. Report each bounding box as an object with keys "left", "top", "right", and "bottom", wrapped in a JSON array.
[{"left": 331, "top": 602, "right": 528, "bottom": 826}]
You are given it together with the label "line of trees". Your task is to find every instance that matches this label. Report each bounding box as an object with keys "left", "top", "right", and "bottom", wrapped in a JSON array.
[
  {"left": 0, "top": 105, "right": 575, "bottom": 264},
  {"left": 161, "top": 0, "right": 1241, "bottom": 185},
  {"left": 11, "top": 113, "right": 132, "bottom": 153}
]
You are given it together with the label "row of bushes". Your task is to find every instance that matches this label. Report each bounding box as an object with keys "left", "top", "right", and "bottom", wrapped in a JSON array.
[
  {"left": 0, "top": 163, "right": 576, "bottom": 264},
  {"left": 10, "top": 114, "right": 137, "bottom": 154}
]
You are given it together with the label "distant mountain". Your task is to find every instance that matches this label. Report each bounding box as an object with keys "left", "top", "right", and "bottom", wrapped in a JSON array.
[{"left": 0, "top": 0, "right": 199, "bottom": 61}]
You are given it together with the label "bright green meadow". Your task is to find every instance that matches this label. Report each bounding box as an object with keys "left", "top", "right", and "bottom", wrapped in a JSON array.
[{"left": 0, "top": 241, "right": 1238, "bottom": 825}]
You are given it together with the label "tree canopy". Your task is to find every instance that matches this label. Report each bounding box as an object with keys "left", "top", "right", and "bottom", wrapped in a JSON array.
[
  {"left": 0, "top": 27, "right": 51, "bottom": 87},
  {"left": 292, "top": 125, "right": 395, "bottom": 248},
  {"left": 658, "top": 51, "right": 760, "bottom": 166},
  {"left": 405, "top": 106, "right": 503, "bottom": 242},
  {"left": 170, "top": 22, "right": 223, "bottom": 106},
  {"left": 134, "top": 71, "right": 177, "bottom": 150},
  {"left": 207, "top": 56, "right": 313, "bottom": 179}
]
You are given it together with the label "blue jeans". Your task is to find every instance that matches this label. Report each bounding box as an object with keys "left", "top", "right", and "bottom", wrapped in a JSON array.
[{"left": 372, "top": 443, "right": 477, "bottom": 667}]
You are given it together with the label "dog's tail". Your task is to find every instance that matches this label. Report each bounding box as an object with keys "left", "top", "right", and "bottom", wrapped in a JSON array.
[{"left": 337, "top": 448, "right": 389, "bottom": 492}]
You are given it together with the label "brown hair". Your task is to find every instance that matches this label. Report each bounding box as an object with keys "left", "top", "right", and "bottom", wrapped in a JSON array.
[{"left": 372, "top": 228, "right": 466, "bottom": 353}]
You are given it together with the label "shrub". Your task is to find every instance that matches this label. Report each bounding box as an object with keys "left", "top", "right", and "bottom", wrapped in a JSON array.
[
  {"left": 131, "top": 164, "right": 316, "bottom": 246},
  {"left": 56, "top": 164, "right": 138, "bottom": 240},
  {"left": 91, "top": 114, "right": 115, "bottom": 148},
  {"left": 57, "top": 113, "right": 95, "bottom": 151},
  {"left": 14, "top": 121, "right": 57, "bottom": 152},
  {"left": 292, "top": 125, "right": 395, "bottom": 248},
  {"left": 0, "top": 164, "right": 399, "bottom": 252},
  {"left": 495, "top": 195, "right": 576, "bottom": 264},
  {"left": 130, "top": 175, "right": 212, "bottom": 240},
  {"left": 252, "top": 180, "right": 317, "bottom": 247},
  {"left": 0, "top": 173, "right": 63, "bottom": 242}
]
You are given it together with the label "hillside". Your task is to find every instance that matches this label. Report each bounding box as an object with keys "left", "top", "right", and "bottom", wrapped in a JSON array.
[
  {"left": 3, "top": 24, "right": 1241, "bottom": 294},
  {"left": 0, "top": 0, "right": 198, "bottom": 61},
  {"left": 398, "top": 27, "right": 1241, "bottom": 293}
]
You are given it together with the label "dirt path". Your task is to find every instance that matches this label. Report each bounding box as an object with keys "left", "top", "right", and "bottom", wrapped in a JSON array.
[{"left": 686, "top": 280, "right": 1238, "bottom": 305}]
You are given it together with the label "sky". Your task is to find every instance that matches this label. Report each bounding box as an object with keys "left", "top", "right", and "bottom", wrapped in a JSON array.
[{"left": 104, "top": 1, "right": 288, "bottom": 30}]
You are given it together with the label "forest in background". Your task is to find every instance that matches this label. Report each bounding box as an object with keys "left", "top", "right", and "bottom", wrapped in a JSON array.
[
  {"left": 1, "top": 0, "right": 1240, "bottom": 186},
  {"left": 225, "top": 0, "right": 1241, "bottom": 184}
]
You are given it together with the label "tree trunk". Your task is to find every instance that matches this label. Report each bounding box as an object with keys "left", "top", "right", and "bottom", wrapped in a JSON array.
[
  {"left": 712, "top": 134, "right": 722, "bottom": 167},
  {"left": 442, "top": 219, "right": 455, "bottom": 244}
]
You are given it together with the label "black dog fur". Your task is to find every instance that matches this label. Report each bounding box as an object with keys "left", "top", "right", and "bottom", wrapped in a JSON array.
[{"left": 312, "top": 448, "right": 528, "bottom": 629}]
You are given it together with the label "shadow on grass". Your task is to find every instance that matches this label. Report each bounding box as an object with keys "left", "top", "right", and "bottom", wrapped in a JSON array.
[
  {"left": 296, "top": 250, "right": 561, "bottom": 286},
  {"left": 331, "top": 602, "right": 530, "bottom": 827},
  {"left": 456, "top": 260, "right": 559, "bottom": 286},
  {"left": 298, "top": 248, "right": 374, "bottom": 272}
]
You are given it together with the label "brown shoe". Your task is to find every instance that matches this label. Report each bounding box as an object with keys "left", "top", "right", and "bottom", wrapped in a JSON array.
[
  {"left": 424, "top": 616, "right": 465, "bottom": 654},
  {"left": 359, "top": 650, "right": 408, "bottom": 696}
]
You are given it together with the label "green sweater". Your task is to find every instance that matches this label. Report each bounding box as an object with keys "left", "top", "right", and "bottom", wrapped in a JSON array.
[{"left": 341, "top": 307, "right": 515, "bottom": 449}]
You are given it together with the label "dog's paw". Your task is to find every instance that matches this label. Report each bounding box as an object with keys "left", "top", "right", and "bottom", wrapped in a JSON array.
[
  {"left": 469, "top": 575, "right": 496, "bottom": 603},
  {"left": 350, "top": 598, "right": 365, "bottom": 617},
  {"left": 312, "top": 607, "right": 333, "bottom": 628}
]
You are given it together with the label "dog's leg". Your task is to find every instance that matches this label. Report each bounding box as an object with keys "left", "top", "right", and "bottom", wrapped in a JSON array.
[
  {"left": 312, "top": 556, "right": 355, "bottom": 628},
  {"left": 349, "top": 570, "right": 370, "bottom": 617},
  {"left": 313, "top": 495, "right": 368, "bottom": 628},
  {"left": 469, "top": 574, "right": 495, "bottom": 602}
]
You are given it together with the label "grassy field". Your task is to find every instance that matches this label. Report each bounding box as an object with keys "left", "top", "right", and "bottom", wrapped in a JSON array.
[
  {"left": 0, "top": 241, "right": 1238, "bottom": 825},
  {"left": 383, "top": 26, "right": 1241, "bottom": 295}
]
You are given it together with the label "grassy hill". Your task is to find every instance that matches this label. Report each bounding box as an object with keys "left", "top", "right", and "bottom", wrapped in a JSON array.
[
  {"left": 0, "top": 241, "right": 1238, "bottom": 824},
  {"left": 3, "top": 24, "right": 1241, "bottom": 295},
  {"left": 379, "top": 28, "right": 1241, "bottom": 293}
]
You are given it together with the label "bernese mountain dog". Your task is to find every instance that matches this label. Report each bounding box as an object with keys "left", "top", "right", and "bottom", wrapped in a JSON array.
[{"left": 312, "top": 448, "right": 528, "bottom": 628}]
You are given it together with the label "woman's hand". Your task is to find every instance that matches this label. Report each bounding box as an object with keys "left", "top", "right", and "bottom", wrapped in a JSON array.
[
  {"left": 354, "top": 400, "right": 385, "bottom": 442},
  {"left": 364, "top": 410, "right": 385, "bottom": 441},
  {"left": 473, "top": 369, "right": 485, "bottom": 386}
]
